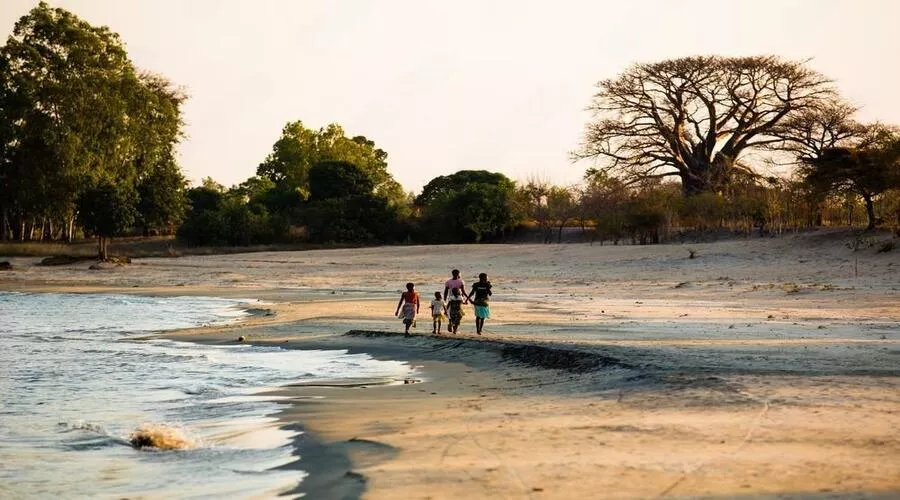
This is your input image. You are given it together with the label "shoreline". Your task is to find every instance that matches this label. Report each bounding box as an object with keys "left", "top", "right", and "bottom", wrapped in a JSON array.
[{"left": 160, "top": 301, "right": 900, "bottom": 499}]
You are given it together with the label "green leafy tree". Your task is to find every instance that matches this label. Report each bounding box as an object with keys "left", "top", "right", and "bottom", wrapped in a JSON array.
[
  {"left": 802, "top": 127, "right": 900, "bottom": 230},
  {"left": 176, "top": 210, "right": 227, "bottom": 246},
  {"left": 0, "top": 2, "right": 187, "bottom": 241},
  {"left": 419, "top": 171, "right": 521, "bottom": 243},
  {"left": 136, "top": 156, "right": 187, "bottom": 235},
  {"left": 229, "top": 176, "right": 276, "bottom": 203},
  {"left": 308, "top": 161, "right": 376, "bottom": 201},
  {"left": 185, "top": 186, "right": 225, "bottom": 215},
  {"left": 305, "top": 195, "right": 397, "bottom": 243},
  {"left": 77, "top": 182, "right": 138, "bottom": 259},
  {"left": 303, "top": 160, "right": 398, "bottom": 243},
  {"left": 416, "top": 170, "right": 515, "bottom": 207},
  {"left": 257, "top": 121, "right": 403, "bottom": 204},
  {"left": 0, "top": 2, "right": 135, "bottom": 238}
]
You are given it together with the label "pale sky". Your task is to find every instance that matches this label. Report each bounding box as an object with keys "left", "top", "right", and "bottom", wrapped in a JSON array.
[{"left": 2, "top": 0, "right": 899, "bottom": 193}]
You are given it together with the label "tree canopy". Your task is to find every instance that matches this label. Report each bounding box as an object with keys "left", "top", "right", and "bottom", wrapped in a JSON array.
[
  {"left": 256, "top": 121, "right": 405, "bottom": 205},
  {"left": 0, "top": 2, "right": 187, "bottom": 245},
  {"left": 416, "top": 170, "right": 516, "bottom": 206},
  {"left": 418, "top": 170, "right": 521, "bottom": 243},
  {"left": 309, "top": 160, "right": 376, "bottom": 201},
  {"left": 802, "top": 127, "right": 900, "bottom": 229}
]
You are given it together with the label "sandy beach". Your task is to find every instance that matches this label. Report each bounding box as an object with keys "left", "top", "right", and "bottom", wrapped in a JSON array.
[{"left": 3, "top": 229, "right": 900, "bottom": 499}]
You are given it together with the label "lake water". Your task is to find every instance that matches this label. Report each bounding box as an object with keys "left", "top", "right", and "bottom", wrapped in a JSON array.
[{"left": 0, "top": 292, "right": 411, "bottom": 499}]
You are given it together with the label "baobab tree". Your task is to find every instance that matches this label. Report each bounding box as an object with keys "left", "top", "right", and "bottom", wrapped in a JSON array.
[
  {"left": 574, "top": 56, "right": 834, "bottom": 195},
  {"left": 771, "top": 100, "right": 865, "bottom": 163}
]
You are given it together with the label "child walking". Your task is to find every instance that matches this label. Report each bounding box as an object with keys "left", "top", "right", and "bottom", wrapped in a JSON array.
[
  {"left": 446, "top": 287, "right": 466, "bottom": 334},
  {"left": 394, "top": 282, "right": 420, "bottom": 336},
  {"left": 430, "top": 292, "right": 447, "bottom": 334},
  {"left": 467, "top": 273, "right": 492, "bottom": 335}
]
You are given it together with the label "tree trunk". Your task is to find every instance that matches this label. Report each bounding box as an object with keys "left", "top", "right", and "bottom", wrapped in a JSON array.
[
  {"left": 863, "top": 193, "right": 876, "bottom": 231},
  {"left": 847, "top": 198, "right": 853, "bottom": 227},
  {"left": 681, "top": 173, "right": 707, "bottom": 196}
]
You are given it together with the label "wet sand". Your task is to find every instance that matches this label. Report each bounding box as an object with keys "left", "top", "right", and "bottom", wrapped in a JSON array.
[{"left": 3, "top": 229, "right": 900, "bottom": 498}]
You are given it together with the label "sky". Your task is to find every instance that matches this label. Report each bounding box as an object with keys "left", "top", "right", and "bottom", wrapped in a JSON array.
[{"left": 2, "top": 0, "right": 899, "bottom": 193}]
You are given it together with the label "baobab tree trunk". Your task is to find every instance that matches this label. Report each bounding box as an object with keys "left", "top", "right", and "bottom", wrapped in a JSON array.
[
  {"left": 680, "top": 173, "right": 706, "bottom": 196},
  {"left": 680, "top": 155, "right": 737, "bottom": 196}
]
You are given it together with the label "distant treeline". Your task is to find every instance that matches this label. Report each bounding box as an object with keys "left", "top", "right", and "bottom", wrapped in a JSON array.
[{"left": 2, "top": 3, "right": 899, "bottom": 257}]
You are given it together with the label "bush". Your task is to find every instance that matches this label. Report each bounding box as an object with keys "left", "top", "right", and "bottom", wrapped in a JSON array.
[
  {"left": 305, "top": 194, "right": 397, "bottom": 243},
  {"left": 176, "top": 210, "right": 228, "bottom": 246}
]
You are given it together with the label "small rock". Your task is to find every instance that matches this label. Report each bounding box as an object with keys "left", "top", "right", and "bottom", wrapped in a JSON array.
[
  {"left": 237, "top": 336, "right": 246, "bottom": 342},
  {"left": 0, "top": 261, "right": 12, "bottom": 271}
]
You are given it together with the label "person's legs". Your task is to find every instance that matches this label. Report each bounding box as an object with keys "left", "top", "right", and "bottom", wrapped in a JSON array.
[
  {"left": 404, "top": 319, "right": 411, "bottom": 335},
  {"left": 475, "top": 317, "right": 483, "bottom": 334}
]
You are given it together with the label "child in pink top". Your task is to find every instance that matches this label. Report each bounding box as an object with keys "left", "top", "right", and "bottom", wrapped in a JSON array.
[{"left": 443, "top": 269, "right": 467, "bottom": 300}]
